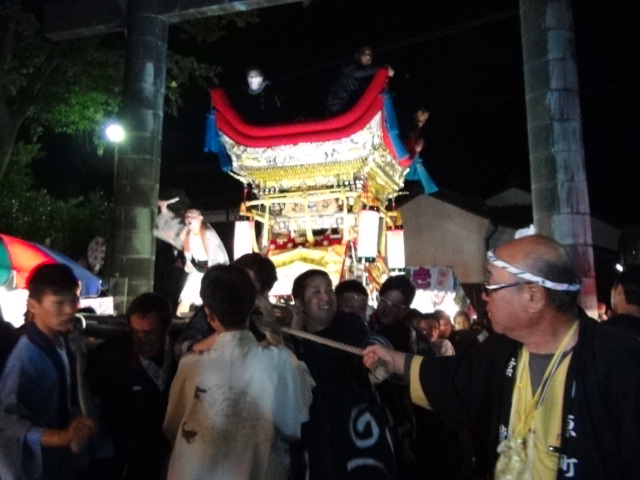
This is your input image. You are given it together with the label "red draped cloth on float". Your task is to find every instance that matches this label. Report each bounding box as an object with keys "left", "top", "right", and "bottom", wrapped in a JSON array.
[{"left": 210, "top": 68, "right": 410, "bottom": 166}]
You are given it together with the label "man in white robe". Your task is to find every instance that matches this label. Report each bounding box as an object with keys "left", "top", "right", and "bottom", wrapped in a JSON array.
[{"left": 163, "top": 264, "right": 313, "bottom": 480}]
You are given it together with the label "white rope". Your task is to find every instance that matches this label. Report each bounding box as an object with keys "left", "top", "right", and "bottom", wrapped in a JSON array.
[
  {"left": 278, "top": 325, "right": 364, "bottom": 356},
  {"left": 259, "top": 318, "right": 363, "bottom": 355},
  {"left": 258, "top": 320, "right": 390, "bottom": 383}
]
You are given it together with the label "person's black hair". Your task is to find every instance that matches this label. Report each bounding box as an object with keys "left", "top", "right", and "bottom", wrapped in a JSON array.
[
  {"left": 335, "top": 279, "right": 368, "bottom": 298},
  {"left": 126, "top": 292, "right": 173, "bottom": 329},
  {"left": 292, "top": 269, "right": 331, "bottom": 302},
  {"left": 405, "top": 308, "right": 425, "bottom": 323},
  {"left": 27, "top": 263, "right": 79, "bottom": 301},
  {"left": 420, "top": 313, "right": 440, "bottom": 328},
  {"left": 234, "top": 253, "right": 278, "bottom": 293},
  {"left": 379, "top": 274, "right": 416, "bottom": 306},
  {"left": 433, "top": 309, "right": 451, "bottom": 322},
  {"left": 200, "top": 264, "right": 256, "bottom": 329},
  {"left": 614, "top": 265, "right": 640, "bottom": 308}
]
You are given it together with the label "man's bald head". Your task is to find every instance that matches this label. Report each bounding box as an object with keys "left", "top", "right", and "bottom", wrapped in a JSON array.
[{"left": 494, "top": 235, "right": 580, "bottom": 313}]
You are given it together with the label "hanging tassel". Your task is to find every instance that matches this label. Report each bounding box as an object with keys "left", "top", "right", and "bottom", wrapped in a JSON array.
[
  {"left": 204, "top": 109, "right": 219, "bottom": 153},
  {"left": 406, "top": 155, "right": 438, "bottom": 194},
  {"left": 203, "top": 109, "right": 232, "bottom": 172}
]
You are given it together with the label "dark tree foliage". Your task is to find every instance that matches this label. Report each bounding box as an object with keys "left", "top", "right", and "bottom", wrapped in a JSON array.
[{"left": 0, "top": 0, "right": 257, "bottom": 257}]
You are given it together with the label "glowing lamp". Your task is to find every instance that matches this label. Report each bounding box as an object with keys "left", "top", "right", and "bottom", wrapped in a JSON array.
[
  {"left": 105, "top": 123, "right": 125, "bottom": 143},
  {"left": 233, "top": 215, "right": 255, "bottom": 260},
  {"left": 357, "top": 206, "right": 380, "bottom": 262},
  {"left": 386, "top": 226, "right": 405, "bottom": 270}
]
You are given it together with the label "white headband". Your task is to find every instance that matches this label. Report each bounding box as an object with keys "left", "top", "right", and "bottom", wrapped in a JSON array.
[{"left": 486, "top": 250, "right": 581, "bottom": 292}]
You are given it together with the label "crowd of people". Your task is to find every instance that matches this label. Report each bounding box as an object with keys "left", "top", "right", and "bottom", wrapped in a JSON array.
[
  {"left": 1, "top": 233, "right": 639, "bottom": 480},
  {"left": 1, "top": 46, "right": 640, "bottom": 480}
]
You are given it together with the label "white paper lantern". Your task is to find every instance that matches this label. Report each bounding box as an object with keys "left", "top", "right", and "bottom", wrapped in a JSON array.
[
  {"left": 386, "top": 227, "right": 405, "bottom": 269},
  {"left": 357, "top": 207, "right": 380, "bottom": 261},
  {"left": 233, "top": 217, "right": 255, "bottom": 260}
]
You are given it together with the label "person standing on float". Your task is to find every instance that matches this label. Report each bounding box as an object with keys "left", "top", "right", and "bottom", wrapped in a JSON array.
[{"left": 154, "top": 201, "right": 229, "bottom": 316}]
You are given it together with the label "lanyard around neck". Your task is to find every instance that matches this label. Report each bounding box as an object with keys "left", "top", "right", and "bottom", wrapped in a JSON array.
[{"left": 513, "top": 321, "right": 578, "bottom": 439}]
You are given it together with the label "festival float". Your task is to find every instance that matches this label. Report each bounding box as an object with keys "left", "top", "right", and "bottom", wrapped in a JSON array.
[{"left": 205, "top": 68, "right": 422, "bottom": 298}]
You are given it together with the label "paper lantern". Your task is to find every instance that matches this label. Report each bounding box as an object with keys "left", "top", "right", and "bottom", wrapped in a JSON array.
[
  {"left": 386, "top": 226, "right": 405, "bottom": 270},
  {"left": 357, "top": 206, "right": 380, "bottom": 261},
  {"left": 233, "top": 216, "right": 255, "bottom": 260}
]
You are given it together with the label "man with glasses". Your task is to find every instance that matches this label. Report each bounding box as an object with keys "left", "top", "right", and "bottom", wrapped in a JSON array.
[
  {"left": 368, "top": 274, "right": 417, "bottom": 480},
  {"left": 335, "top": 278, "right": 370, "bottom": 322},
  {"left": 363, "top": 234, "right": 640, "bottom": 480},
  {"left": 368, "top": 274, "right": 416, "bottom": 353}
]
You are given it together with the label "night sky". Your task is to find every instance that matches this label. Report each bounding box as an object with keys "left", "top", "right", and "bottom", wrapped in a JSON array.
[
  {"left": 160, "top": 0, "right": 639, "bottom": 228},
  {"left": 34, "top": 1, "right": 638, "bottom": 228}
]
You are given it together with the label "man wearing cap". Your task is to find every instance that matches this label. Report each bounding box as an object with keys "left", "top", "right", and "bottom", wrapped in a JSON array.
[{"left": 363, "top": 234, "right": 640, "bottom": 480}]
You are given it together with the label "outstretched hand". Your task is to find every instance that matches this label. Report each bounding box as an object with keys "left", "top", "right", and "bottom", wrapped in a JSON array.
[{"left": 362, "top": 344, "right": 406, "bottom": 376}]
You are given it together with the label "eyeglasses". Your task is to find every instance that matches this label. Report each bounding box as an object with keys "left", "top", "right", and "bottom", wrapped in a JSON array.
[
  {"left": 482, "top": 281, "right": 533, "bottom": 296},
  {"left": 339, "top": 293, "right": 368, "bottom": 304},
  {"left": 378, "top": 296, "right": 407, "bottom": 310}
]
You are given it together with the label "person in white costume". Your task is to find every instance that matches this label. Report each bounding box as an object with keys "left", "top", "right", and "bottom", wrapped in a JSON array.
[
  {"left": 154, "top": 201, "right": 229, "bottom": 316},
  {"left": 163, "top": 264, "right": 314, "bottom": 480}
]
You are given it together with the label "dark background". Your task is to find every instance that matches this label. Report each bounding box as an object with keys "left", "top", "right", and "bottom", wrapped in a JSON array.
[{"left": 36, "top": 0, "right": 640, "bottom": 228}]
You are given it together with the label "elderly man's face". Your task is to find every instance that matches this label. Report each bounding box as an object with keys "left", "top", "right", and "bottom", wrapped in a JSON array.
[{"left": 482, "top": 251, "right": 530, "bottom": 338}]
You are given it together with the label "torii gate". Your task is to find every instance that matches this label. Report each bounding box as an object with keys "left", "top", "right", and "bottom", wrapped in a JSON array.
[
  {"left": 43, "top": 0, "right": 305, "bottom": 312},
  {"left": 43, "top": 0, "right": 597, "bottom": 316},
  {"left": 519, "top": 0, "right": 596, "bottom": 315}
]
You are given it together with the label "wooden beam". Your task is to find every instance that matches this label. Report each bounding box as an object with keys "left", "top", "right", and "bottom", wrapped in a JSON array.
[{"left": 43, "top": 0, "right": 304, "bottom": 40}]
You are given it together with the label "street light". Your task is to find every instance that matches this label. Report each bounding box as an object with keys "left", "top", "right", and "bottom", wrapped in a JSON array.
[
  {"left": 105, "top": 123, "right": 125, "bottom": 195},
  {"left": 104, "top": 122, "right": 126, "bottom": 314}
]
